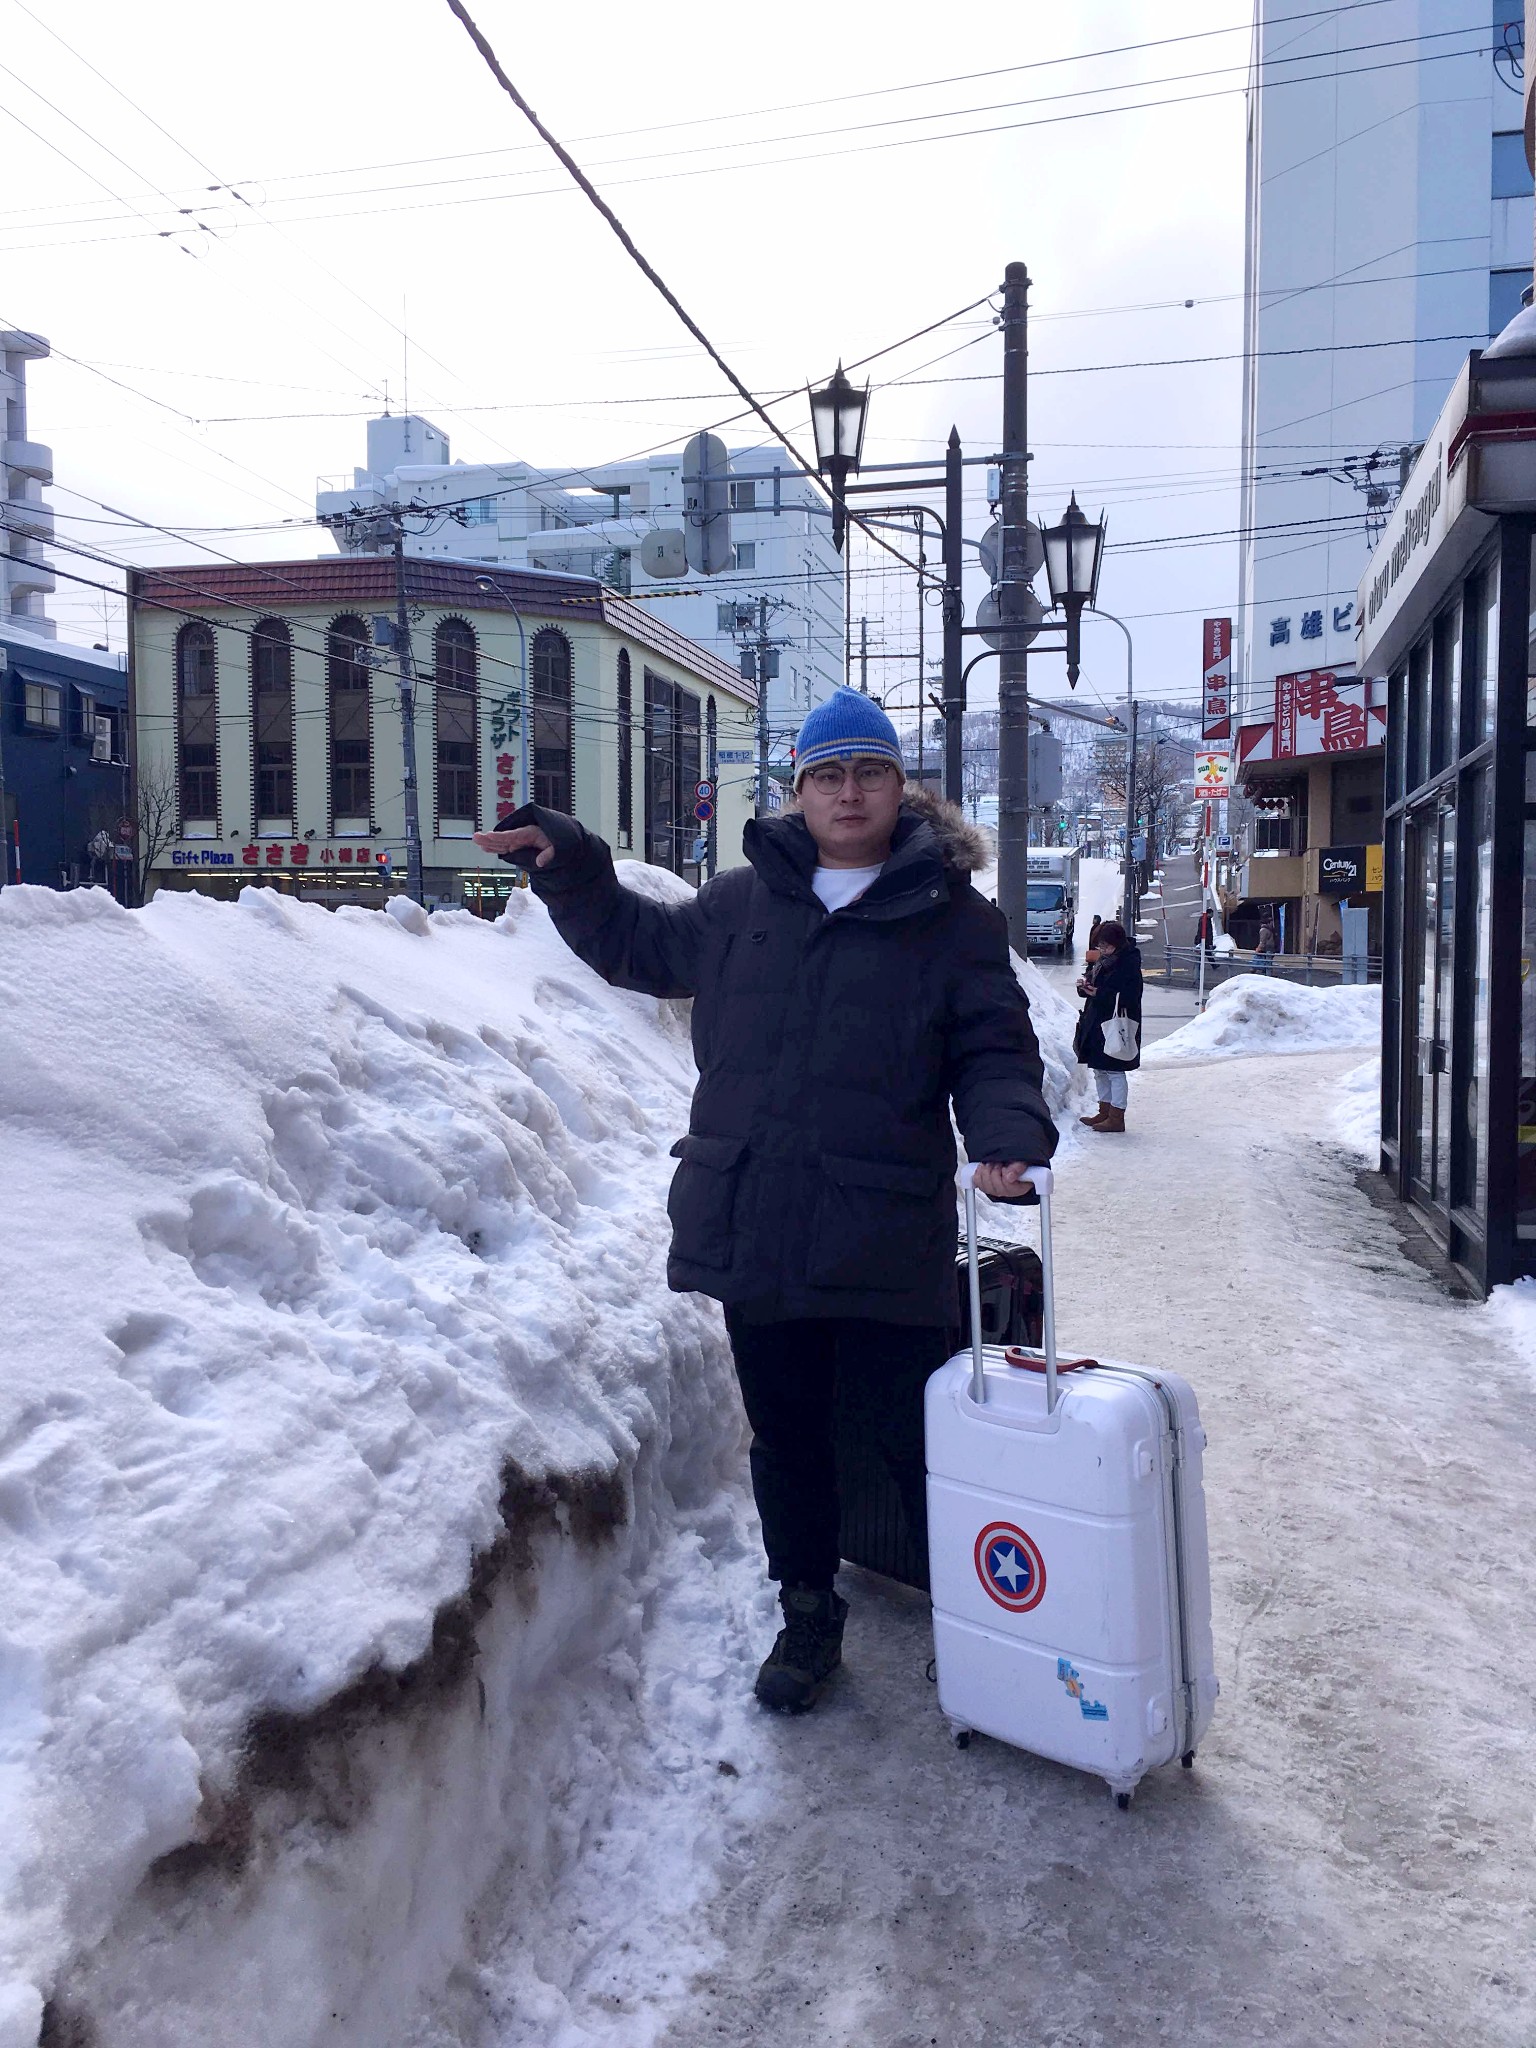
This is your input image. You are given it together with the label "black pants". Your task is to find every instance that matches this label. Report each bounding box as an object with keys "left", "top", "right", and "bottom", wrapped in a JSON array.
[{"left": 725, "top": 1312, "right": 951, "bottom": 1590}]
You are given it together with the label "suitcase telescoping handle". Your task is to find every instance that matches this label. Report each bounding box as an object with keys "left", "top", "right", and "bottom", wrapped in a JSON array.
[{"left": 957, "top": 1163, "right": 1058, "bottom": 1413}]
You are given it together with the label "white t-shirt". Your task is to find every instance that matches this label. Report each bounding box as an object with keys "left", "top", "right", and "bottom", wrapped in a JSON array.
[{"left": 812, "top": 863, "right": 884, "bottom": 913}]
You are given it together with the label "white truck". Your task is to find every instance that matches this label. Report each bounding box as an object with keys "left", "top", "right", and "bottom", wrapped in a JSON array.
[{"left": 1025, "top": 848, "right": 1080, "bottom": 956}]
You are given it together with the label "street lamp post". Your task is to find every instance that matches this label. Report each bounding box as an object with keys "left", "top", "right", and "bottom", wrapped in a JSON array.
[
  {"left": 1043, "top": 499, "right": 1137, "bottom": 924},
  {"left": 808, "top": 363, "right": 870, "bottom": 555},
  {"left": 1040, "top": 495, "right": 1106, "bottom": 688}
]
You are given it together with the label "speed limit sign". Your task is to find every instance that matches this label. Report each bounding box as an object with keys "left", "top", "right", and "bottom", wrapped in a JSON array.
[{"left": 694, "top": 779, "right": 716, "bottom": 802}]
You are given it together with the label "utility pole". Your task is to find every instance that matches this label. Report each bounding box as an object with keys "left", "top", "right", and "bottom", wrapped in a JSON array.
[
  {"left": 916, "top": 540, "right": 926, "bottom": 784},
  {"left": 858, "top": 615, "right": 868, "bottom": 694},
  {"left": 995, "top": 260, "right": 1031, "bottom": 952},
  {"left": 755, "top": 593, "right": 772, "bottom": 819},
  {"left": 1122, "top": 699, "right": 1139, "bottom": 933},
  {"left": 942, "top": 427, "right": 964, "bottom": 806},
  {"left": 391, "top": 519, "right": 427, "bottom": 903}
]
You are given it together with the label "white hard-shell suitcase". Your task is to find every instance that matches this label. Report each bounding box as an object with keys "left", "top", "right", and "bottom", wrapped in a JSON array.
[{"left": 926, "top": 1166, "right": 1218, "bottom": 1806}]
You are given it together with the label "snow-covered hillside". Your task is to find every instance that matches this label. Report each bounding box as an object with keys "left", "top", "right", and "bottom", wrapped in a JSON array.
[{"left": 0, "top": 872, "right": 1087, "bottom": 2046}]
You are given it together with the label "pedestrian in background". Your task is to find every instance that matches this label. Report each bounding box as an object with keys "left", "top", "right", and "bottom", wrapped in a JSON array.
[
  {"left": 1074, "top": 918, "right": 1142, "bottom": 1133},
  {"left": 473, "top": 688, "right": 1058, "bottom": 1714},
  {"left": 1253, "top": 916, "right": 1277, "bottom": 975},
  {"left": 1085, "top": 912, "right": 1103, "bottom": 966}
]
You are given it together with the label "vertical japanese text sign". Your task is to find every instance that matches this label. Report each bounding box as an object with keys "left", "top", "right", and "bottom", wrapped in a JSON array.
[{"left": 1202, "top": 619, "right": 1232, "bottom": 742}]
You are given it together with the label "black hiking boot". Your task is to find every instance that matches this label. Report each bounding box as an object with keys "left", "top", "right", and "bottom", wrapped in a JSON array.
[{"left": 754, "top": 1586, "right": 849, "bottom": 1714}]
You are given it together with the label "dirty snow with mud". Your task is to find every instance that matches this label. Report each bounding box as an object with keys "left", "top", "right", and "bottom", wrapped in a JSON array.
[{"left": 0, "top": 869, "right": 1089, "bottom": 2048}]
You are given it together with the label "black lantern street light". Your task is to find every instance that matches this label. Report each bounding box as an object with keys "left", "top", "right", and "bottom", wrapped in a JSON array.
[
  {"left": 1041, "top": 494, "right": 1106, "bottom": 686},
  {"left": 808, "top": 362, "right": 870, "bottom": 553}
]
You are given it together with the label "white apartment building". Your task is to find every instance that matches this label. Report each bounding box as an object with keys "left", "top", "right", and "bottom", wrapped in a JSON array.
[
  {"left": 2, "top": 330, "right": 54, "bottom": 641},
  {"left": 1229, "top": 0, "right": 1530, "bottom": 952},
  {"left": 317, "top": 415, "right": 843, "bottom": 761},
  {"left": 1239, "top": 0, "right": 1530, "bottom": 712}
]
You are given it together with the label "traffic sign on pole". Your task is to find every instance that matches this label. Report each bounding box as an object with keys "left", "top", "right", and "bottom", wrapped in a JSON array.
[
  {"left": 694, "top": 779, "right": 716, "bottom": 802},
  {"left": 693, "top": 798, "right": 715, "bottom": 823}
]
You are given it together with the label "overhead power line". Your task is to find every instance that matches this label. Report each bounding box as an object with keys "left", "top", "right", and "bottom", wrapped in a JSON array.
[
  {"left": 0, "top": 29, "right": 1488, "bottom": 254},
  {"left": 439, "top": 0, "right": 921, "bottom": 582}
]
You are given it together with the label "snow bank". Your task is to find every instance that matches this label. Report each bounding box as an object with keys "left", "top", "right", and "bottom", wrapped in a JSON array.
[
  {"left": 1145, "top": 975, "right": 1381, "bottom": 1064},
  {"left": 0, "top": 877, "right": 742, "bottom": 2042},
  {"left": 0, "top": 865, "right": 1089, "bottom": 2043},
  {"left": 1484, "top": 1276, "right": 1536, "bottom": 1370},
  {"left": 1014, "top": 956, "right": 1096, "bottom": 1134},
  {"left": 1331, "top": 1055, "right": 1382, "bottom": 1158}
]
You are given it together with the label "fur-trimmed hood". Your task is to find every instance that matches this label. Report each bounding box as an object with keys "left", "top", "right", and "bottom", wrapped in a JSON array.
[{"left": 900, "top": 784, "right": 993, "bottom": 874}]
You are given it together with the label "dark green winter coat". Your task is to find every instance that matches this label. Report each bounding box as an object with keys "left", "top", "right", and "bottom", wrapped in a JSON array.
[{"left": 502, "top": 790, "right": 1058, "bottom": 1326}]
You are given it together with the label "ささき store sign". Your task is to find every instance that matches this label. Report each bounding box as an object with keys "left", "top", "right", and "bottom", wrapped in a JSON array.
[{"left": 167, "top": 843, "right": 390, "bottom": 871}]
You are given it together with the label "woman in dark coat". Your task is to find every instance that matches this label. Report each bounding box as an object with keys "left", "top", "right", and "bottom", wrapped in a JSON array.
[{"left": 1073, "top": 918, "right": 1143, "bottom": 1133}]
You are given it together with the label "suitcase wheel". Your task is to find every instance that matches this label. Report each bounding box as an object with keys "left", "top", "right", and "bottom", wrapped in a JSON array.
[
  {"left": 1181, "top": 1751, "right": 1196, "bottom": 1770},
  {"left": 954, "top": 1730, "right": 972, "bottom": 1751},
  {"left": 1115, "top": 1792, "right": 1132, "bottom": 1812}
]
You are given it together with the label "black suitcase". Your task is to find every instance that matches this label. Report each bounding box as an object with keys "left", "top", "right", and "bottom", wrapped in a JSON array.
[{"left": 836, "top": 1239, "right": 1044, "bottom": 1590}]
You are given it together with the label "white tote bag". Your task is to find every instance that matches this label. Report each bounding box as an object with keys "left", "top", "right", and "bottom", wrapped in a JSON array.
[{"left": 1101, "top": 999, "right": 1139, "bottom": 1062}]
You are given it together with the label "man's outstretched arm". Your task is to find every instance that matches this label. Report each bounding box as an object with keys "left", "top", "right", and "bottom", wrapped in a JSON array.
[{"left": 475, "top": 806, "right": 709, "bottom": 999}]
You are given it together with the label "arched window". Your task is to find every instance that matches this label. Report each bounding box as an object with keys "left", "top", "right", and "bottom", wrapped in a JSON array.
[
  {"left": 327, "top": 614, "right": 372, "bottom": 831},
  {"left": 530, "top": 628, "right": 573, "bottom": 814},
  {"left": 252, "top": 617, "right": 294, "bottom": 829},
  {"left": 616, "top": 647, "right": 633, "bottom": 848},
  {"left": 434, "top": 618, "right": 478, "bottom": 833},
  {"left": 175, "top": 622, "right": 218, "bottom": 834}
]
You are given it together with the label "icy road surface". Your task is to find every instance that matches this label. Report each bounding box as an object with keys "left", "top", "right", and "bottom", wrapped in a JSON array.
[{"left": 414, "top": 1045, "right": 1536, "bottom": 2048}]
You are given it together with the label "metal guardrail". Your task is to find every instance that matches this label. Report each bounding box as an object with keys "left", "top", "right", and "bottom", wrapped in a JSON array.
[{"left": 1145, "top": 944, "right": 1382, "bottom": 990}]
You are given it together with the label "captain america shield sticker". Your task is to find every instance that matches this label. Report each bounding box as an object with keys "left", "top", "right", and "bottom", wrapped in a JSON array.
[{"left": 974, "top": 1522, "right": 1047, "bottom": 1613}]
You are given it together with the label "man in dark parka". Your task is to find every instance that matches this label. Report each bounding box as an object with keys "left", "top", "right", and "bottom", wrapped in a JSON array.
[{"left": 476, "top": 689, "right": 1056, "bottom": 1711}]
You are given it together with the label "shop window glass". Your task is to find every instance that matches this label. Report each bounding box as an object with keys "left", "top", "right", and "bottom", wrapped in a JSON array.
[
  {"left": 1431, "top": 605, "right": 1459, "bottom": 776},
  {"left": 434, "top": 620, "right": 478, "bottom": 832},
  {"left": 1407, "top": 641, "right": 1430, "bottom": 791},
  {"left": 1462, "top": 566, "right": 1498, "bottom": 750},
  {"left": 1527, "top": 534, "right": 1536, "bottom": 726},
  {"left": 530, "top": 629, "right": 573, "bottom": 814},
  {"left": 327, "top": 614, "right": 372, "bottom": 829},
  {"left": 1386, "top": 668, "right": 1405, "bottom": 804},
  {"left": 176, "top": 622, "right": 218, "bottom": 830},
  {"left": 1457, "top": 769, "right": 1494, "bottom": 1214},
  {"left": 617, "top": 649, "right": 633, "bottom": 848},
  {"left": 1520, "top": 815, "right": 1536, "bottom": 1239},
  {"left": 644, "top": 671, "right": 702, "bottom": 877},
  {"left": 252, "top": 618, "right": 294, "bottom": 824},
  {"left": 1381, "top": 813, "right": 1402, "bottom": 1138}
]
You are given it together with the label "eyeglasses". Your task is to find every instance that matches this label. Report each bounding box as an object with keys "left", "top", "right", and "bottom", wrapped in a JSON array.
[{"left": 805, "top": 760, "right": 898, "bottom": 794}]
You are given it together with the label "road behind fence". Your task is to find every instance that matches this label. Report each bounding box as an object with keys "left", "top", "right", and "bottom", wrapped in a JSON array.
[{"left": 1144, "top": 944, "right": 1382, "bottom": 991}]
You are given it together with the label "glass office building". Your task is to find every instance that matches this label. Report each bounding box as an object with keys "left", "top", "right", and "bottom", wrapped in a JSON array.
[{"left": 1359, "top": 324, "right": 1536, "bottom": 1295}]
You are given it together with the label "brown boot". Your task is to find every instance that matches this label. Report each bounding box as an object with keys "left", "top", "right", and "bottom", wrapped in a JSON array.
[
  {"left": 1079, "top": 1105, "right": 1111, "bottom": 1127},
  {"left": 1096, "top": 1107, "right": 1126, "bottom": 1133}
]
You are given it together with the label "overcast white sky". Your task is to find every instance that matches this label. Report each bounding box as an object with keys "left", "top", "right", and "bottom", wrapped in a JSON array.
[{"left": 2, "top": 0, "right": 1253, "bottom": 724}]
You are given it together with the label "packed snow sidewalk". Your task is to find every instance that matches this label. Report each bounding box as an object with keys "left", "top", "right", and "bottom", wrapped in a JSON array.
[
  {"left": 417, "top": 1027, "right": 1536, "bottom": 2048},
  {"left": 5, "top": 878, "right": 1532, "bottom": 2047}
]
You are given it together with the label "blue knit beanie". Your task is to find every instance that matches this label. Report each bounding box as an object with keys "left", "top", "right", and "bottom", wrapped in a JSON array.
[{"left": 793, "top": 689, "right": 906, "bottom": 785}]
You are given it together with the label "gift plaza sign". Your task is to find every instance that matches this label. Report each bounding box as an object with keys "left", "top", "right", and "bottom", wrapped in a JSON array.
[{"left": 170, "top": 843, "right": 390, "bottom": 871}]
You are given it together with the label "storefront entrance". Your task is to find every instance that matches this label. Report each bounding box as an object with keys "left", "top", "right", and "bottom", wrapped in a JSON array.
[
  {"left": 1374, "top": 525, "right": 1520, "bottom": 1297},
  {"left": 1403, "top": 802, "right": 1455, "bottom": 1216}
]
